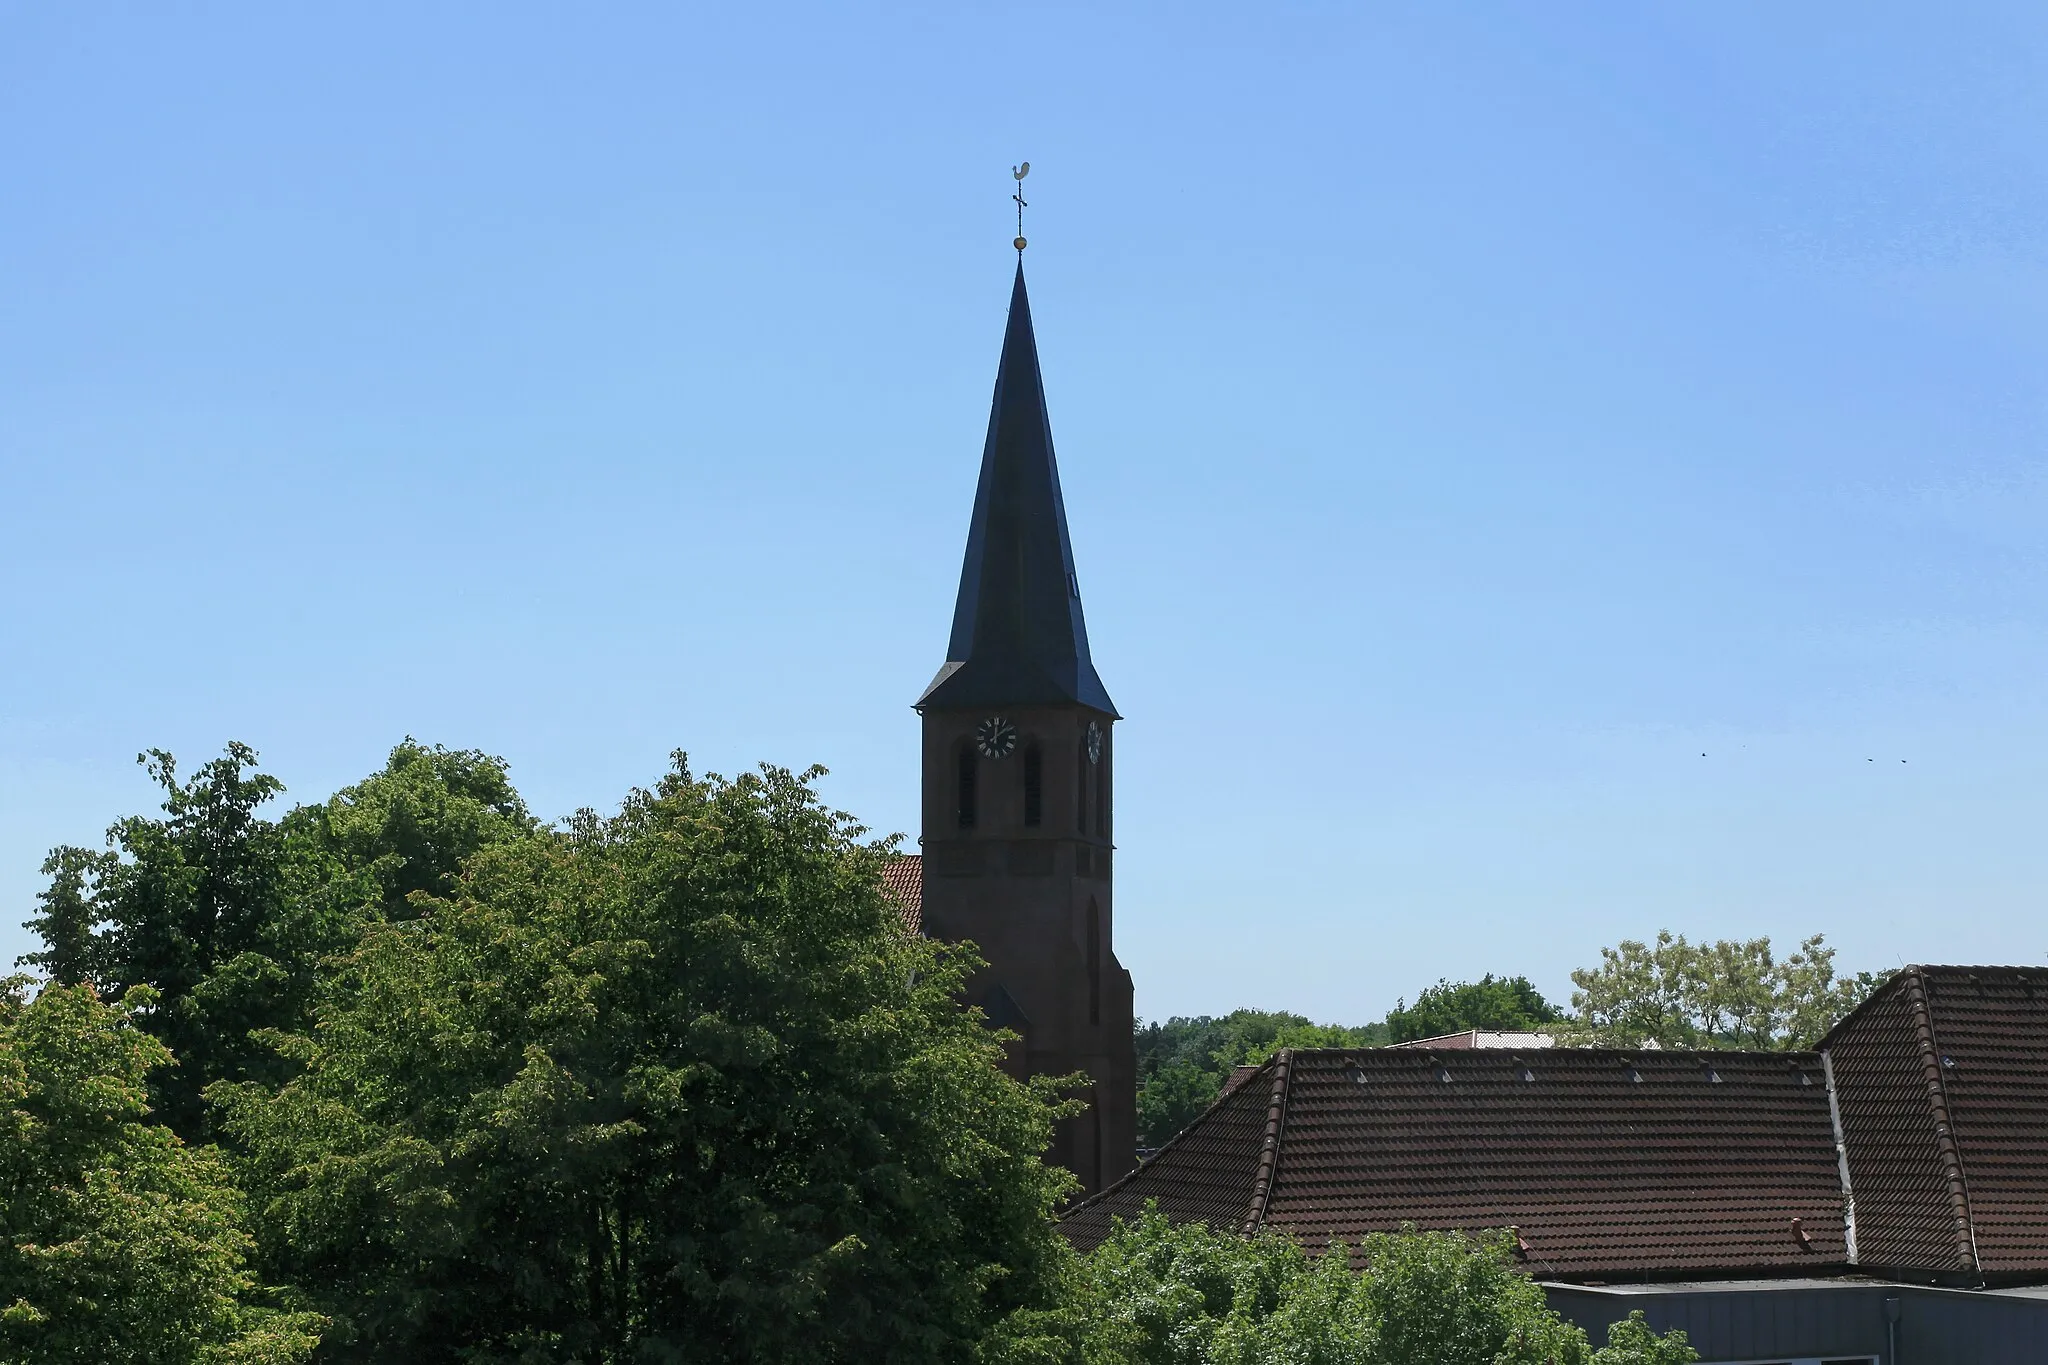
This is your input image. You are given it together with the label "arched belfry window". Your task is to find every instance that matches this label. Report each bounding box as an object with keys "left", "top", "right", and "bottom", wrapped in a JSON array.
[
  {"left": 957, "top": 744, "right": 978, "bottom": 830},
  {"left": 1086, "top": 897, "right": 1102, "bottom": 1025},
  {"left": 1076, "top": 736, "right": 1090, "bottom": 833},
  {"left": 1023, "top": 743, "right": 1043, "bottom": 827},
  {"left": 1093, "top": 734, "right": 1109, "bottom": 838}
]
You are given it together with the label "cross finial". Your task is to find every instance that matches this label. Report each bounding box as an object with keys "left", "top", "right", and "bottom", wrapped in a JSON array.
[{"left": 1012, "top": 162, "right": 1030, "bottom": 254}]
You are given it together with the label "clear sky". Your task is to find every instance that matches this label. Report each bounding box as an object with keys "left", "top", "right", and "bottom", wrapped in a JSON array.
[{"left": 5, "top": 4, "right": 2046, "bottom": 1023}]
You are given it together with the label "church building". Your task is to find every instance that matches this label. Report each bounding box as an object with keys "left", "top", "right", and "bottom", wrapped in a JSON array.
[{"left": 895, "top": 261, "right": 1137, "bottom": 1198}]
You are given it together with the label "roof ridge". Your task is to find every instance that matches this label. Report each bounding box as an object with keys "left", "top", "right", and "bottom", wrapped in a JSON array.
[
  {"left": 1288, "top": 1046, "right": 1819, "bottom": 1064},
  {"left": 1900, "top": 967, "right": 1981, "bottom": 1275},
  {"left": 1898, "top": 963, "right": 2045, "bottom": 973},
  {"left": 1238, "top": 1047, "right": 1294, "bottom": 1235}
]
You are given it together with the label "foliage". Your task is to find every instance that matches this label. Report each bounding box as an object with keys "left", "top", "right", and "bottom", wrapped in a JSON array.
[
  {"left": 1134, "top": 1011, "right": 1386, "bottom": 1148},
  {"left": 216, "top": 756, "right": 1081, "bottom": 1365},
  {"left": 1557, "top": 931, "right": 1881, "bottom": 1050},
  {"left": 317, "top": 738, "right": 537, "bottom": 920},
  {"left": 82, "top": 745, "right": 357, "bottom": 1140},
  {"left": 1074, "top": 1208, "right": 1346, "bottom": 1365},
  {"left": 1063, "top": 1210, "right": 1694, "bottom": 1365},
  {"left": 15, "top": 741, "right": 541, "bottom": 1145},
  {"left": 1351, "top": 1224, "right": 1592, "bottom": 1365},
  {"left": 0, "top": 978, "right": 322, "bottom": 1364},
  {"left": 12, "top": 743, "right": 1822, "bottom": 1363},
  {"left": 1134, "top": 974, "right": 1558, "bottom": 1148},
  {"left": 1384, "top": 975, "right": 1560, "bottom": 1044},
  {"left": 1238, "top": 1020, "right": 1394, "bottom": 1068},
  {"left": 16, "top": 846, "right": 114, "bottom": 988},
  {"left": 1591, "top": 1312, "right": 1701, "bottom": 1365}
]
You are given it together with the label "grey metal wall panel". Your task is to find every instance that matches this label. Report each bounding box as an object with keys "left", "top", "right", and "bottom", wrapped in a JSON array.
[
  {"left": 1547, "top": 1285, "right": 1886, "bottom": 1360},
  {"left": 1545, "top": 1281, "right": 2048, "bottom": 1364},
  {"left": 1900, "top": 1289, "right": 2048, "bottom": 1364}
]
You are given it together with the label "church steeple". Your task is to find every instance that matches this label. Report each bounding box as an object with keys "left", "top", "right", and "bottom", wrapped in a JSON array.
[
  {"left": 912, "top": 245, "right": 1136, "bottom": 1196},
  {"left": 917, "top": 264, "right": 1117, "bottom": 716}
]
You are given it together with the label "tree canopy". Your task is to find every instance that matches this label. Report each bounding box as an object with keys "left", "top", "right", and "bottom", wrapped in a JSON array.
[
  {"left": 17, "top": 846, "right": 111, "bottom": 989},
  {"left": 1055, "top": 1209, "right": 1695, "bottom": 1365},
  {"left": 0, "top": 979, "right": 322, "bottom": 1365},
  {"left": 316, "top": 737, "right": 537, "bottom": 920},
  {"left": 1134, "top": 975, "right": 1565, "bottom": 1149},
  {"left": 1134, "top": 1010, "right": 1391, "bottom": 1149},
  {"left": 1385, "top": 975, "right": 1560, "bottom": 1043},
  {"left": 16, "top": 741, "right": 545, "bottom": 1144},
  {"left": 1556, "top": 931, "right": 1880, "bottom": 1050},
  {"left": 11, "top": 738, "right": 1880, "bottom": 1362},
  {"left": 1136, "top": 937, "right": 1881, "bottom": 1148},
  {"left": 214, "top": 756, "right": 1080, "bottom": 1364}
]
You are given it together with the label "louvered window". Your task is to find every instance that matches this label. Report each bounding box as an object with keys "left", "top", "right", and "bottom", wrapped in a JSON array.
[
  {"left": 1087, "top": 898, "right": 1101, "bottom": 1025},
  {"left": 1023, "top": 743, "right": 1042, "bottom": 827},
  {"left": 957, "top": 746, "right": 977, "bottom": 829},
  {"left": 1076, "top": 737, "right": 1089, "bottom": 832},
  {"left": 1094, "top": 736, "right": 1109, "bottom": 837}
]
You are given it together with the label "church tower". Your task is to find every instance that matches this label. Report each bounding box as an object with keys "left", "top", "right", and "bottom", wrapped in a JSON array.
[{"left": 917, "top": 262, "right": 1136, "bottom": 1196}]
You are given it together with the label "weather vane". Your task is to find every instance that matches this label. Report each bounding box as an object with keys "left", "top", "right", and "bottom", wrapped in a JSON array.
[{"left": 1012, "top": 162, "right": 1030, "bottom": 254}]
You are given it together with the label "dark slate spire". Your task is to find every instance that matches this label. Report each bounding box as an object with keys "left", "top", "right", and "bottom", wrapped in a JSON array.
[{"left": 918, "top": 265, "right": 1117, "bottom": 716}]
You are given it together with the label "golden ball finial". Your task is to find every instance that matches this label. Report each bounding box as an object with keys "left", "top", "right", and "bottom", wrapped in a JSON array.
[{"left": 1014, "top": 236, "right": 1027, "bottom": 251}]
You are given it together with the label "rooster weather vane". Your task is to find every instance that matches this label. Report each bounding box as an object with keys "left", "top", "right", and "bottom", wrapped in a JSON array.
[{"left": 1012, "top": 162, "right": 1030, "bottom": 254}]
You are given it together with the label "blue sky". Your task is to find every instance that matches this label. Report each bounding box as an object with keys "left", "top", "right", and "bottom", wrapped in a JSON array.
[{"left": 5, "top": 3, "right": 2046, "bottom": 1022}]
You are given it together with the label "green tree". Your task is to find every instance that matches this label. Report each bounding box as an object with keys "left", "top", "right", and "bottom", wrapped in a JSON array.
[
  {"left": 1135, "top": 1011, "right": 1387, "bottom": 1148},
  {"left": 22, "top": 740, "right": 542, "bottom": 1145},
  {"left": 85, "top": 745, "right": 361, "bottom": 1141},
  {"left": 318, "top": 738, "right": 537, "bottom": 919},
  {"left": 1384, "top": 975, "right": 1560, "bottom": 1044},
  {"left": 1076, "top": 1208, "right": 1339, "bottom": 1365},
  {"left": 216, "top": 757, "right": 1080, "bottom": 1364},
  {"left": 1064, "top": 1210, "right": 1694, "bottom": 1365},
  {"left": 17, "top": 846, "right": 114, "bottom": 988},
  {"left": 1350, "top": 1226, "right": 1591, "bottom": 1365},
  {"left": 0, "top": 979, "right": 322, "bottom": 1364},
  {"left": 1593, "top": 1312, "right": 1701, "bottom": 1365},
  {"left": 1559, "top": 931, "right": 1878, "bottom": 1049},
  {"left": 1239, "top": 1020, "right": 1396, "bottom": 1067}
]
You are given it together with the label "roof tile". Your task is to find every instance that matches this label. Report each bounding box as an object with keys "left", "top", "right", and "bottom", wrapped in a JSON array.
[
  {"left": 1825, "top": 966, "right": 2048, "bottom": 1278},
  {"left": 879, "top": 855, "right": 922, "bottom": 935},
  {"left": 1065, "top": 1047, "right": 1848, "bottom": 1281}
]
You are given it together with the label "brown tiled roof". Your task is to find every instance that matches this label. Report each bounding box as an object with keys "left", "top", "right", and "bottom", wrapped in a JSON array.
[
  {"left": 1063, "top": 1047, "right": 1850, "bottom": 1282},
  {"left": 1821, "top": 965, "right": 2048, "bottom": 1280},
  {"left": 878, "top": 855, "right": 922, "bottom": 935}
]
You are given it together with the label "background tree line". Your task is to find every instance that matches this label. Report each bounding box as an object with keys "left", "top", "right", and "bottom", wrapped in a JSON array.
[
  {"left": 1137, "top": 940, "right": 1875, "bottom": 1147},
  {"left": 6, "top": 737, "right": 1858, "bottom": 1361}
]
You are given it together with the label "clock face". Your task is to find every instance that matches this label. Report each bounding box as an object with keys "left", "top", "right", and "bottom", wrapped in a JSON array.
[
  {"left": 976, "top": 716, "right": 1018, "bottom": 759},
  {"left": 1085, "top": 721, "right": 1103, "bottom": 765}
]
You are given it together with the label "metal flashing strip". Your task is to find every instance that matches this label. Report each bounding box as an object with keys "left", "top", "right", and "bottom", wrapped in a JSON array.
[{"left": 1821, "top": 1049, "right": 1859, "bottom": 1265}]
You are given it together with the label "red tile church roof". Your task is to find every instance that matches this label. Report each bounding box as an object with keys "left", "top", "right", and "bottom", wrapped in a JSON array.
[
  {"left": 1063, "top": 1046, "right": 1851, "bottom": 1282},
  {"left": 879, "top": 855, "right": 922, "bottom": 935}
]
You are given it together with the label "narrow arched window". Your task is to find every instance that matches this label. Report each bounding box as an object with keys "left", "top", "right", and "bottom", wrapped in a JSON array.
[
  {"left": 1076, "top": 736, "right": 1089, "bottom": 833},
  {"left": 1094, "top": 735, "right": 1109, "bottom": 837},
  {"left": 1087, "top": 897, "right": 1101, "bottom": 1026},
  {"left": 1023, "top": 743, "right": 1042, "bottom": 827},
  {"left": 957, "top": 745, "right": 977, "bottom": 830}
]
